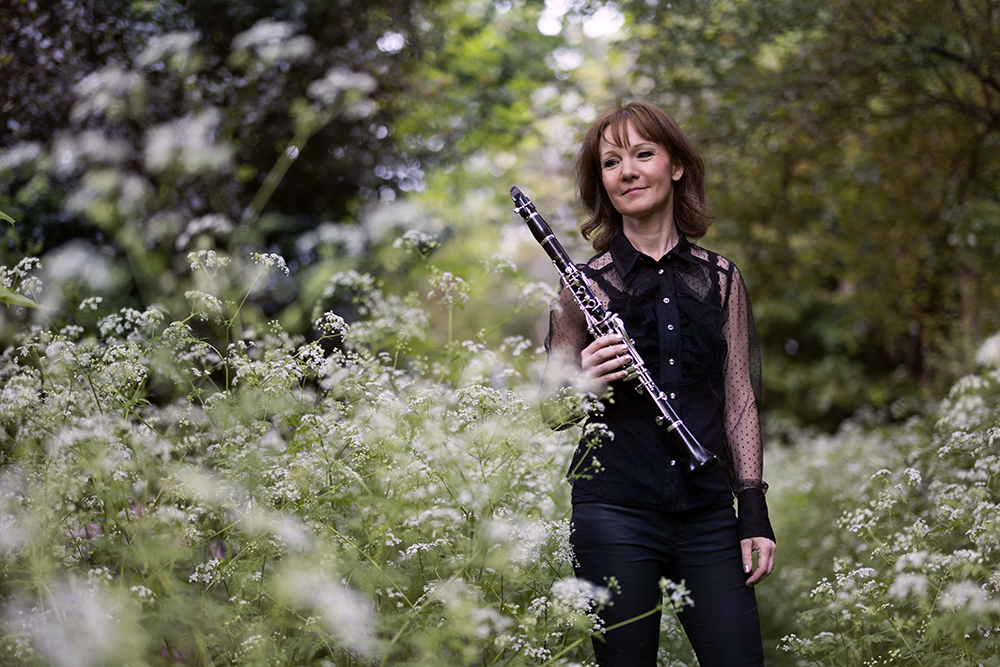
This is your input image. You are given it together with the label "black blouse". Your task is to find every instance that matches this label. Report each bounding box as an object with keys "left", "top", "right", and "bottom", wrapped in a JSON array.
[{"left": 542, "top": 232, "right": 775, "bottom": 541}]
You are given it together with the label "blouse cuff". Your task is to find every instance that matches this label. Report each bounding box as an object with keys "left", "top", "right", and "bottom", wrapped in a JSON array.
[{"left": 736, "top": 487, "right": 776, "bottom": 543}]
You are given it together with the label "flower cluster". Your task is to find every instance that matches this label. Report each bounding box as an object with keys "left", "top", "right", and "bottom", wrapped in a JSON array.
[{"left": 769, "top": 333, "right": 1000, "bottom": 664}]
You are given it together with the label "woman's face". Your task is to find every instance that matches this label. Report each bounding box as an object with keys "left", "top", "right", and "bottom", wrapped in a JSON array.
[{"left": 599, "top": 121, "right": 683, "bottom": 225}]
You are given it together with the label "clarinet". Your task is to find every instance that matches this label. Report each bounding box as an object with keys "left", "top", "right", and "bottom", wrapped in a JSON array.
[{"left": 511, "top": 186, "right": 718, "bottom": 477}]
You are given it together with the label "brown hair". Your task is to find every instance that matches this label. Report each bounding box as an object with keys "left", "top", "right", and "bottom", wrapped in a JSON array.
[{"left": 576, "top": 100, "right": 714, "bottom": 253}]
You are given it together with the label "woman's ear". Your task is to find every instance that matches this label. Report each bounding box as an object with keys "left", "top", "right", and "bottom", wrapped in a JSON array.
[{"left": 672, "top": 163, "right": 685, "bottom": 182}]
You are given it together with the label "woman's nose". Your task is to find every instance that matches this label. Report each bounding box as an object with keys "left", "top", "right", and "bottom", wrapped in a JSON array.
[{"left": 620, "top": 158, "right": 638, "bottom": 180}]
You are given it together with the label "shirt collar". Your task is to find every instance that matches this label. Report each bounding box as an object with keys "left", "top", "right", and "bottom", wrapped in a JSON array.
[{"left": 610, "top": 230, "right": 693, "bottom": 278}]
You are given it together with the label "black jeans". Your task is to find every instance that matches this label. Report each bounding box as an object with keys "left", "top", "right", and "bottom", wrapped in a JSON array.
[{"left": 570, "top": 501, "right": 765, "bottom": 667}]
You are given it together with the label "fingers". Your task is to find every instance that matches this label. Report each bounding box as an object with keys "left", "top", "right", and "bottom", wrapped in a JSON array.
[
  {"left": 581, "top": 333, "right": 632, "bottom": 383},
  {"left": 741, "top": 538, "right": 753, "bottom": 575},
  {"left": 742, "top": 537, "right": 776, "bottom": 587}
]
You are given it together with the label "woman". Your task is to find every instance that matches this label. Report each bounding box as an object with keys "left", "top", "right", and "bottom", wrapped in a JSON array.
[{"left": 541, "top": 100, "right": 776, "bottom": 667}]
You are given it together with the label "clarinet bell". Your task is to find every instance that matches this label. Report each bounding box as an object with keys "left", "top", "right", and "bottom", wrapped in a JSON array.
[
  {"left": 685, "top": 446, "right": 718, "bottom": 477},
  {"left": 673, "top": 426, "right": 719, "bottom": 477}
]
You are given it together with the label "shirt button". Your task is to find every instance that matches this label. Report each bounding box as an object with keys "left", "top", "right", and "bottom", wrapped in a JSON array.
[
  {"left": 658, "top": 269, "right": 664, "bottom": 275},
  {"left": 669, "top": 358, "right": 675, "bottom": 365},
  {"left": 662, "top": 297, "right": 670, "bottom": 304},
  {"left": 670, "top": 460, "right": 676, "bottom": 466},
  {"left": 670, "top": 392, "right": 676, "bottom": 400},
  {"left": 667, "top": 324, "right": 674, "bottom": 331}
]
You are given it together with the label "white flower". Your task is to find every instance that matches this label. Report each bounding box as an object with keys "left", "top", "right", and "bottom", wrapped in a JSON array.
[
  {"left": 658, "top": 577, "right": 694, "bottom": 611},
  {"left": 52, "top": 131, "right": 131, "bottom": 175},
  {"left": 486, "top": 518, "right": 551, "bottom": 566},
  {"left": 129, "top": 585, "right": 155, "bottom": 601},
  {"left": 376, "top": 31, "right": 406, "bottom": 55},
  {"left": 240, "top": 634, "right": 264, "bottom": 652},
  {"left": 189, "top": 558, "right": 222, "bottom": 584},
  {"left": 977, "top": 330, "right": 1000, "bottom": 368},
  {"left": 232, "top": 20, "right": 314, "bottom": 64},
  {"left": 71, "top": 65, "right": 144, "bottom": 123},
  {"left": 938, "top": 581, "right": 1000, "bottom": 613},
  {"left": 184, "top": 291, "right": 223, "bottom": 319},
  {"left": 393, "top": 229, "right": 439, "bottom": 255},
  {"left": 64, "top": 170, "right": 153, "bottom": 220},
  {"left": 314, "top": 311, "right": 349, "bottom": 337},
  {"left": 136, "top": 31, "right": 200, "bottom": 68},
  {"left": 278, "top": 570, "right": 379, "bottom": 658},
  {"left": 0, "top": 141, "right": 44, "bottom": 169},
  {"left": 79, "top": 296, "right": 103, "bottom": 311},
  {"left": 24, "top": 582, "right": 122, "bottom": 667},
  {"left": 307, "top": 67, "right": 378, "bottom": 105},
  {"left": 177, "top": 215, "right": 234, "bottom": 251},
  {"left": 144, "top": 108, "right": 233, "bottom": 175},
  {"left": 550, "top": 576, "right": 610, "bottom": 611},
  {"left": 483, "top": 253, "right": 517, "bottom": 273},
  {"left": 427, "top": 271, "right": 469, "bottom": 307},
  {"left": 187, "top": 249, "right": 231, "bottom": 272},
  {"left": 251, "top": 252, "right": 289, "bottom": 275}
]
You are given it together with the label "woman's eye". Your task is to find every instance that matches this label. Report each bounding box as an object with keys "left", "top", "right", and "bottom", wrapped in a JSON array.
[
  {"left": 638, "top": 151, "right": 653, "bottom": 158},
  {"left": 602, "top": 159, "right": 619, "bottom": 169}
]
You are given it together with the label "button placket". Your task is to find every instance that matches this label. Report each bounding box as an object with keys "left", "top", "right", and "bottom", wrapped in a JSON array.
[{"left": 657, "top": 261, "right": 680, "bottom": 391}]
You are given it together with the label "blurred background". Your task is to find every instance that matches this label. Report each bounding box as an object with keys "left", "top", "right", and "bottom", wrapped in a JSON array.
[{"left": 3, "top": 0, "right": 999, "bottom": 446}]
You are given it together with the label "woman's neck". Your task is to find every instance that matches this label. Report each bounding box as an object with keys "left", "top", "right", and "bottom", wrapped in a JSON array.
[{"left": 622, "top": 216, "right": 680, "bottom": 261}]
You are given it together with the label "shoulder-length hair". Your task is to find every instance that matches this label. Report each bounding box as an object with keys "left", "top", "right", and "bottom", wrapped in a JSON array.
[{"left": 576, "top": 101, "right": 714, "bottom": 253}]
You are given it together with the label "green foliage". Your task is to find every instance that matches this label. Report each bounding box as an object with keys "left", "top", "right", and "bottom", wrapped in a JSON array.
[
  {"left": 389, "top": 0, "right": 565, "bottom": 157},
  {"left": 1, "top": 17, "right": 384, "bottom": 325},
  {"left": 613, "top": 0, "right": 1000, "bottom": 428},
  {"left": 0, "top": 0, "right": 576, "bottom": 367},
  {"left": 760, "top": 332, "right": 1000, "bottom": 665},
  {"left": 0, "top": 287, "right": 37, "bottom": 310},
  {"left": 0, "top": 258, "right": 41, "bottom": 311}
]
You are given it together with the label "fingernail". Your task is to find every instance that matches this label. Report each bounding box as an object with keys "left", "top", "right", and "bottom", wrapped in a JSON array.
[{"left": 744, "top": 564, "right": 751, "bottom": 573}]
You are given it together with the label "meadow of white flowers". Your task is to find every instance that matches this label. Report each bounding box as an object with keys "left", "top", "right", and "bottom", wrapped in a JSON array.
[
  {"left": 762, "top": 330, "right": 1000, "bottom": 666},
  {"left": 3, "top": 245, "right": 999, "bottom": 666},
  {"left": 0, "top": 250, "right": 628, "bottom": 666}
]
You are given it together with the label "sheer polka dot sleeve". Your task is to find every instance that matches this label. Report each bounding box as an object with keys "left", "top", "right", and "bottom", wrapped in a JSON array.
[
  {"left": 723, "top": 267, "right": 775, "bottom": 542},
  {"left": 540, "top": 282, "right": 592, "bottom": 429}
]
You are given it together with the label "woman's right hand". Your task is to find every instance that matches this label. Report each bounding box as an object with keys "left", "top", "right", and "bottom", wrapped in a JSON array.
[{"left": 581, "top": 333, "right": 633, "bottom": 384}]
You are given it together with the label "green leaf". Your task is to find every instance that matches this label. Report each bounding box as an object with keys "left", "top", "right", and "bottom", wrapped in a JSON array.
[
  {"left": 1, "top": 209, "right": 14, "bottom": 225},
  {"left": 0, "top": 285, "right": 38, "bottom": 309}
]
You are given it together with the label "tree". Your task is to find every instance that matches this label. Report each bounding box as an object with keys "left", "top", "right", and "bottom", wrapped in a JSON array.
[{"left": 613, "top": 0, "right": 1000, "bottom": 428}]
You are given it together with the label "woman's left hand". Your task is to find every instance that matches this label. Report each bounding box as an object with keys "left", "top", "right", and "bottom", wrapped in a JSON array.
[{"left": 741, "top": 537, "right": 776, "bottom": 587}]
